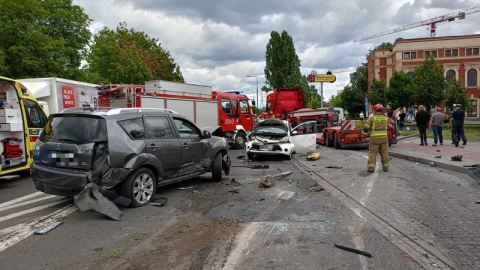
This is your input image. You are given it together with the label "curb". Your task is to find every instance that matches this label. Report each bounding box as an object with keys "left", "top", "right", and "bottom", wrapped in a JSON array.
[{"left": 389, "top": 151, "right": 468, "bottom": 174}]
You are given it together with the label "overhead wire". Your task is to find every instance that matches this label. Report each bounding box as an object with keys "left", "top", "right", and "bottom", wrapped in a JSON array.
[{"left": 307, "top": 0, "right": 385, "bottom": 70}]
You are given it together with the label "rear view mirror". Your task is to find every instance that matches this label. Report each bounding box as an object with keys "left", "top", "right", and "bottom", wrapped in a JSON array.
[{"left": 203, "top": 130, "right": 211, "bottom": 138}]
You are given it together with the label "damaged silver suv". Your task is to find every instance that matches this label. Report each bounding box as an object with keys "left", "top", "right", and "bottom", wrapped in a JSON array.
[{"left": 32, "top": 108, "right": 231, "bottom": 208}]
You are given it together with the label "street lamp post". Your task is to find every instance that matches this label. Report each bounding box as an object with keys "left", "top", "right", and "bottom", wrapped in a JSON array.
[{"left": 246, "top": 75, "right": 259, "bottom": 111}]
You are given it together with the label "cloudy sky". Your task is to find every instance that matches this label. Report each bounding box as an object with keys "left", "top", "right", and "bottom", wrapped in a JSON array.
[{"left": 72, "top": 0, "right": 480, "bottom": 106}]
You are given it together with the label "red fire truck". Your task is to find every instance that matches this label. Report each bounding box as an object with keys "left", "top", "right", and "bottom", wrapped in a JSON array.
[{"left": 97, "top": 80, "right": 255, "bottom": 149}]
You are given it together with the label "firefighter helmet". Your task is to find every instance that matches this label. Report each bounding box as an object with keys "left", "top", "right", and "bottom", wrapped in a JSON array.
[{"left": 373, "top": 103, "right": 383, "bottom": 112}]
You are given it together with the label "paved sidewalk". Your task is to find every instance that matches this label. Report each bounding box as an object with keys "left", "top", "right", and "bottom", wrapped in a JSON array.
[{"left": 389, "top": 135, "right": 480, "bottom": 176}]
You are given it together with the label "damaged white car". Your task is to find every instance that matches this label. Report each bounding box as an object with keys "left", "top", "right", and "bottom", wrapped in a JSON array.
[{"left": 245, "top": 119, "right": 317, "bottom": 160}]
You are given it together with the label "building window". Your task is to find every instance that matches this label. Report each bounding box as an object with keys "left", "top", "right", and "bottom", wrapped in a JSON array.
[
  {"left": 445, "top": 49, "right": 458, "bottom": 57},
  {"left": 403, "top": 52, "right": 416, "bottom": 59},
  {"left": 446, "top": 70, "right": 456, "bottom": 83},
  {"left": 467, "top": 68, "right": 478, "bottom": 87},
  {"left": 406, "top": 71, "right": 414, "bottom": 78},
  {"left": 425, "top": 50, "right": 437, "bottom": 58},
  {"left": 466, "top": 48, "right": 480, "bottom": 56},
  {"left": 467, "top": 99, "right": 477, "bottom": 118}
]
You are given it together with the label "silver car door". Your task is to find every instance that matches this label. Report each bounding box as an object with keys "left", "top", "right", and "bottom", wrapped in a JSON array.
[{"left": 290, "top": 121, "right": 317, "bottom": 151}]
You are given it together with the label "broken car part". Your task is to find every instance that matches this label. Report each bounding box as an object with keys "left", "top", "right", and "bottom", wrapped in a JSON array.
[{"left": 334, "top": 243, "right": 373, "bottom": 258}]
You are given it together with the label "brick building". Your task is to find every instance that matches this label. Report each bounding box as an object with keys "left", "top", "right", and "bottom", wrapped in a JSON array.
[{"left": 367, "top": 34, "right": 480, "bottom": 119}]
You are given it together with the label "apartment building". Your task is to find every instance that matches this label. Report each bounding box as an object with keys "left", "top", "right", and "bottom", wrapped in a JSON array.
[{"left": 367, "top": 34, "right": 480, "bottom": 119}]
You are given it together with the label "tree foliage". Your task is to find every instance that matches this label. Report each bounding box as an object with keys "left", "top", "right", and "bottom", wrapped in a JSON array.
[
  {"left": 329, "top": 94, "right": 342, "bottom": 108},
  {"left": 445, "top": 79, "right": 471, "bottom": 111},
  {"left": 338, "top": 85, "right": 364, "bottom": 115},
  {"left": 0, "top": 0, "right": 91, "bottom": 79},
  {"left": 385, "top": 71, "right": 415, "bottom": 110},
  {"left": 350, "top": 63, "right": 369, "bottom": 95},
  {"left": 366, "top": 78, "right": 387, "bottom": 106},
  {"left": 85, "top": 22, "right": 184, "bottom": 84},
  {"left": 264, "top": 30, "right": 303, "bottom": 91},
  {"left": 412, "top": 56, "right": 446, "bottom": 111}
]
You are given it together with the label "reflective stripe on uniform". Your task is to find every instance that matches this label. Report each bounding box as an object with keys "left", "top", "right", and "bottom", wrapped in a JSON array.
[{"left": 371, "top": 115, "right": 388, "bottom": 137}]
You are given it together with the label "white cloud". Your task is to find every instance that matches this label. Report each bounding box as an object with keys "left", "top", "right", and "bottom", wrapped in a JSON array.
[{"left": 73, "top": 0, "right": 480, "bottom": 101}]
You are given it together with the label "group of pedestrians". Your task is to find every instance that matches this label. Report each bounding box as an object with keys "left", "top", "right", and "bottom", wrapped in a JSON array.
[{"left": 415, "top": 104, "right": 467, "bottom": 147}]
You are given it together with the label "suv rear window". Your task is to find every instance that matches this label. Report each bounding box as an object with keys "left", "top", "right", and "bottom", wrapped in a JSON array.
[{"left": 40, "top": 115, "right": 108, "bottom": 143}]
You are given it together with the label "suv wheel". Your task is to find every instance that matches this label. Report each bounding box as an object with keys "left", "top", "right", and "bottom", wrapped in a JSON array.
[
  {"left": 212, "top": 153, "right": 223, "bottom": 182},
  {"left": 120, "top": 168, "right": 156, "bottom": 207},
  {"left": 234, "top": 133, "right": 247, "bottom": 149}
]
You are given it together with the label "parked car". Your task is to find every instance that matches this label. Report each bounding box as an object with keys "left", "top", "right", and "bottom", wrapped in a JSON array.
[
  {"left": 245, "top": 119, "right": 317, "bottom": 160},
  {"left": 31, "top": 108, "right": 231, "bottom": 207}
]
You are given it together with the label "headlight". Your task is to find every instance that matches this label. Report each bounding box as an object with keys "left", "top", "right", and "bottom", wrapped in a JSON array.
[{"left": 279, "top": 136, "right": 290, "bottom": 143}]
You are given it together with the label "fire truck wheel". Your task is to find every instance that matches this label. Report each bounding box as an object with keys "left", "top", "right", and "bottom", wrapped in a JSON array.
[
  {"left": 333, "top": 133, "right": 340, "bottom": 149},
  {"left": 211, "top": 153, "right": 223, "bottom": 182},
  {"left": 234, "top": 133, "right": 247, "bottom": 149},
  {"left": 120, "top": 168, "right": 156, "bottom": 208},
  {"left": 325, "top": 132, "right": 333, "bottom": 147}
]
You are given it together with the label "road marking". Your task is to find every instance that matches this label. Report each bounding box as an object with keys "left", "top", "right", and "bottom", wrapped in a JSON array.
[
  {"left": 0, "top": 199, "right": 70, "bottom": 223},
  {"left": 0, "top": 192, "right": 45, "bottom": 208},
  {"left": 0, "top": 204, "right": 77, "bottom": 252},
  {"left": 0, "top": 194, "right": 59, "bottom": 212}
]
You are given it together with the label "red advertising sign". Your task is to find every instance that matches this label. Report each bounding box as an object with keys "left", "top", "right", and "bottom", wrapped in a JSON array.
[{"left": 62, "top": 85, "right": 76, "bottom": 108}]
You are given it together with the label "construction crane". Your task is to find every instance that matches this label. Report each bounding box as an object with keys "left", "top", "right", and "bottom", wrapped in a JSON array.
[{"left": 354, "top": 6, "right": 480, "bottom": 42}]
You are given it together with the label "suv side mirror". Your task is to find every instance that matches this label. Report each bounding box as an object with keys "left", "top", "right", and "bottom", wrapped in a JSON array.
[{"left": 203, "top": 130, "right": 212, "bottom": 138}]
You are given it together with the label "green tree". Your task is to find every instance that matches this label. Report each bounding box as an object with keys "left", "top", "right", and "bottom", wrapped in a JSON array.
[
  {"left": 385, "top": 71, "right": 415, "bottom": 110},
  {"left": 0, "top": 0, "right": 91, "bottom": 79},
  {"left": 329, "top": 94, "right": 342, "bottom": 108},
  {"left": 264, "top": 30, "right": 303, "bottom": 92},
  {"left": 350, "top": 63, "right": 369, "bottom": 95},
  {"left": 85, "top": 22, "right": 184, "bottom": 84},
  {"left": 339, "top": 85, "right": 364, "bottom": 116},
  {"left": 445, "top": 79, "right": 471, "bottom": 111},
  {"left": 412, "top": 56, "right": 446, "bottom": 111},
  {"left": 366, "top": 78, "right": 387, "bottom": 105}
]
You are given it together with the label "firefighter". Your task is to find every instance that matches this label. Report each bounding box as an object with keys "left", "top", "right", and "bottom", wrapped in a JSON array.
[{"left": 363, "top": 103, "right": 389, "bottom": 173}]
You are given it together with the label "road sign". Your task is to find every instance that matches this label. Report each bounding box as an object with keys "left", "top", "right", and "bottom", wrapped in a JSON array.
[{"left": 314, "top": 74, "right": 336, "bottom": 83}]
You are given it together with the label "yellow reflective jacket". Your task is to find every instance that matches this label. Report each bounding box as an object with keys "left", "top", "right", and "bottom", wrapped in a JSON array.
[{"left": 363, "top": 113, "right": 388, "bottom": 137}]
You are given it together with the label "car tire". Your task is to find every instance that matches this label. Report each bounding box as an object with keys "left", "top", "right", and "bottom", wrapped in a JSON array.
[
  {"left": 211, "top": 153, "right": 223, "bottom": 182},
  {"left": 285, "top": 151, "right": 293, "bottom": 160},
  {"left": 325, "top": 132, "right": 333, "bottom": 147},
  {"left": 333, "top": 133, "right": 340, "bottom": 149},
  {"left": 120, "top": 168, "right": 156, "bottom": 208},
  {"left": 234, "top": 132, "right": 247, "bottom": 149},
  {"left": 247, "top": 152, "right": 255, "bottom": 160}
]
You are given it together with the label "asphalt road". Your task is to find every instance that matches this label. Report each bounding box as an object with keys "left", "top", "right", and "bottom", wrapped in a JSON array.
[{"left": 0, "top": 147, "right": 478, "bottom": 270}]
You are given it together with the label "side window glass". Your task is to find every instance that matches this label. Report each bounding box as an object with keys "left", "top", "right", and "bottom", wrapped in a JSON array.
[
  {"left": 144, "top": 116, "right": 174, "bottom": 138},
  {"left": 240, "top": 100, "right": 249, "bottom": 115},
  {"left": 221, "top": 98, "right": 232, "bottom": 114},
  {"left": 173, "top": 118, "right": 201, "bottom": 139},
  {"left": 23, "top": 99, "right": 47, "bottom": 128},
  {"left": 118, "top": 117, "right": 145, "bottom": 139}
]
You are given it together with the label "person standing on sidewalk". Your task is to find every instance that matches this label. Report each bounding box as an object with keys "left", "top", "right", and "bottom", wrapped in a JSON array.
[
  {"left": 429, "top": 107, "right": 445, "bottom": 146},
  {"left": 415, "top": 105, "right": 430, "bottom": 146},
  {"left": 363, "top": 103, "right": 389, "bottom": 173},
  {"left": 449, "top": 104, "right": 467, "bottom": 147}
]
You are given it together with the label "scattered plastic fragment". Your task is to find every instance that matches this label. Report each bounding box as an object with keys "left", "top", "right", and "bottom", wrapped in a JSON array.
[
  {"left": 334, "top": 243, "right": 372, "bottom": 258},
  {"left": 34, "top": 221, "right": 64, "bottom": 235}
]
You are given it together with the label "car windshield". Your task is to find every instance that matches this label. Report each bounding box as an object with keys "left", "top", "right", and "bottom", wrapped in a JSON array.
[
  {"left": 253, "top": 120, "right": 288, "bottom": 136},
  {"left": 39, "top": 115, "right": 108, "bottom": 143}
]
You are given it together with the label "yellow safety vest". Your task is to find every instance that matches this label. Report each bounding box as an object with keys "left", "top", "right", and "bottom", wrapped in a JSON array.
[{"left": 363, "top": 114, "right": 388, "bottom": 137}]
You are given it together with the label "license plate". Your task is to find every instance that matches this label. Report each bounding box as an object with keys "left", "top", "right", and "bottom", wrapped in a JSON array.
[
  {"left": 50, "top": 152, "right": 74, "bottom": 158},
  {"left": 259, "top": 145, "right": 269, "bottom": 150},
  {"left": 346, "top": 134, "right": 358, "bottom": 139}
]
